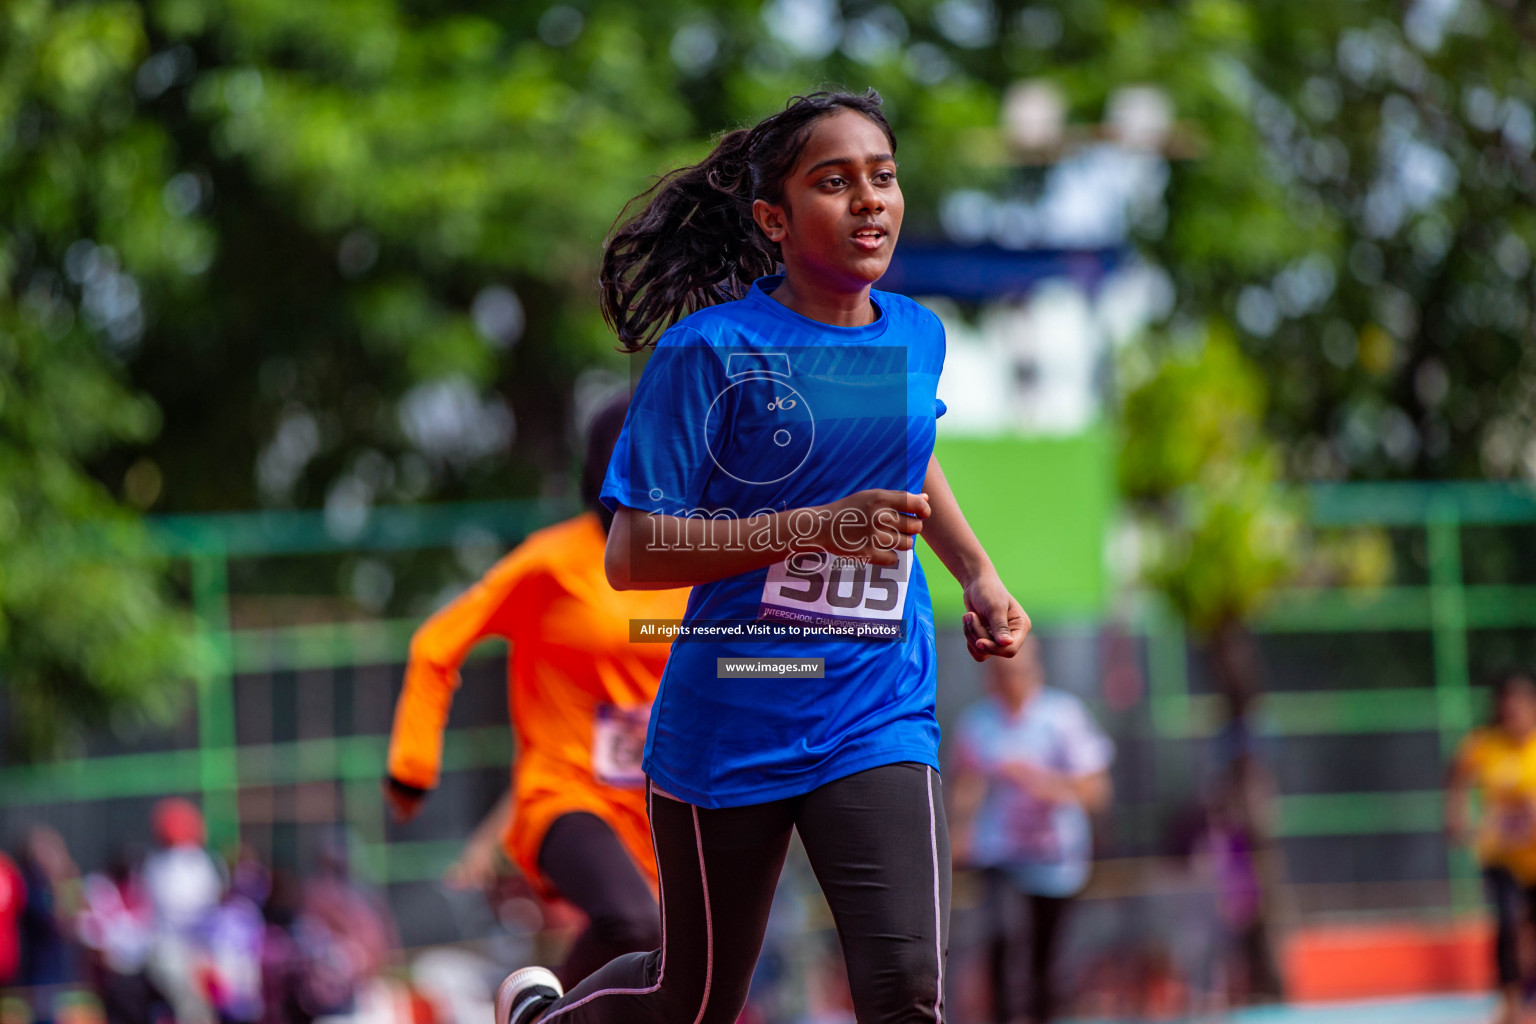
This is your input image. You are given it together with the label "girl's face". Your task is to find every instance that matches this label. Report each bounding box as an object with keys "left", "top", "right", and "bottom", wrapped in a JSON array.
[{"left": 753, "top": 108, "right": 904, "bottom": 290}]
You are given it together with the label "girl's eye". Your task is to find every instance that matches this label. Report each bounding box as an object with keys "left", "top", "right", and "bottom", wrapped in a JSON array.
[
  {"left": 822, "top": 177, "right": 846, "bottom": 188},
  {"left": 875, "top": 171, "right": 895, "bottom": 183}
]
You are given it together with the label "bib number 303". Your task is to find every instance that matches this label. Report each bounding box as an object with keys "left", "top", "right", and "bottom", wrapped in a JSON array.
[{"left": 758, "top": 548, "right": 910, "bottom": 628}]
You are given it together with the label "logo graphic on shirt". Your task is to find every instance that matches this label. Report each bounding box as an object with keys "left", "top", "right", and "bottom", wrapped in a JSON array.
[{"left": 704, "top": 352, "right": 816, "bottom": 485}]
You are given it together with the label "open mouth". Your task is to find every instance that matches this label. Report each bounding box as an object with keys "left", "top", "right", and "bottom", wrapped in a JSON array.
[{"left": 851, "top": 226, "right": 887, "bottom": 248}]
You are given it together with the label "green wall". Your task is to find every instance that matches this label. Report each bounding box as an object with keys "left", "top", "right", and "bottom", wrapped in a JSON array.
[{"left": 919, "top": 425, "right": 1115, "bottom": 623}]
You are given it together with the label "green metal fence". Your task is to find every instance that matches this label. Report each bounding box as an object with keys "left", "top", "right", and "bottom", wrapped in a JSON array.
[
  {"left": 1, "top": 499, "right": 571, "bottom": 885},
  {"left": 2, "top": 482, "right": 1533, "bottom": 908},
  {"left": 1145, "top": 482, "right": 1536, "bottom": 910}
]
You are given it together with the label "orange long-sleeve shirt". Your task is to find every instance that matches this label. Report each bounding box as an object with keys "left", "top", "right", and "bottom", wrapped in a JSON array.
[{"left": 386, "top": 512, "right": 689, "bottom": 890}]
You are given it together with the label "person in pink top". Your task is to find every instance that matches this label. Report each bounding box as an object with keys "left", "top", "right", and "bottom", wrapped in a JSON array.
[{"left": 0, "top": 850, "right": 23, "bottom": 987}]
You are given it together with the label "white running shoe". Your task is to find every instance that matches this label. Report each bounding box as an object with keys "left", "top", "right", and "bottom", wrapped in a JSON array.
[{"left": 494, "top": 966, "right": 563, "bottom": 1024}]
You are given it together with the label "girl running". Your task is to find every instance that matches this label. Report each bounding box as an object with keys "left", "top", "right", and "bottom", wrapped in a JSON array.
[
  {"left": 496, "top": 90, "right": 1028, "bottom": 1024},
  {"left": 385, "top": 397, "right": 690, "bottom": 988},
  {"left": 1447, "top": 670, "right": 1536, "bottom": 1024}
]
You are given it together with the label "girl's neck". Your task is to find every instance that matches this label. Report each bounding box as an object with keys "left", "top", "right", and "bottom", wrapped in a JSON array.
[{"left": 769, "top": 271, "right": 878, "bottom": 328}]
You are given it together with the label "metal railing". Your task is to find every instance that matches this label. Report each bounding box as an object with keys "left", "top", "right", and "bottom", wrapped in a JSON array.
[{"left": 2, "top": 482, "right": 1530, "bottom": 908}]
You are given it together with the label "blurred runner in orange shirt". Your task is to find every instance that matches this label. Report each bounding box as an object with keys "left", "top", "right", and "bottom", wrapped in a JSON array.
[{"left": 384, "top": 396, "right": 689, "bottom": 987}]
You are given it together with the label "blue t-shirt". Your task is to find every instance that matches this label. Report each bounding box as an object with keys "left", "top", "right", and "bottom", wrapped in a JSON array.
[
  {"left": 955, "top": 689, "right": 1114, "bottom": 896},
  {"left": 601, "top": 274, "right": 948, "bottom": 808}
]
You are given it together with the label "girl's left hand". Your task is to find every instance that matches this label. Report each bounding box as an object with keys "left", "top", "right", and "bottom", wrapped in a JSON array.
[{"left": 961, "top": 573, "right": 1030, "bottom": 661}]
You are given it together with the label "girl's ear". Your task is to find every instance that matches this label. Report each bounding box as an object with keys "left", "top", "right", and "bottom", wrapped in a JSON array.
[{"left": 752, "top": 198, "right": 788, "bottom": 243}]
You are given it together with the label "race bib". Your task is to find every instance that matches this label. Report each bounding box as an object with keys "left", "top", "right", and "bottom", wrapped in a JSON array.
[
  {"left": 592, "top": 703, "right": 650, "bottom": 789},
  {"left": 758, "top": 548, "right": 910, "bottom": 628}
]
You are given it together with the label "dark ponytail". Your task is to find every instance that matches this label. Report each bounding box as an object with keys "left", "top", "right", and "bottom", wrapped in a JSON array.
[{"left": 600, "top": 89, "right": 896, "bottom": 351}]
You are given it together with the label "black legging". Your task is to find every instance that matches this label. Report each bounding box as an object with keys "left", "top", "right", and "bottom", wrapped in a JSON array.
[
  {"left": 537, "top": 812, "right": 663, "bottom": 990},
  {"left": 1485, "top": 866, "right": 1536, "bottom": 987},
  {"left": 535, "top": 761, "right": 951, "bottom": 1024},
  {"left": 980, "top": 869, "right": 1071, "bottom": 1024}
]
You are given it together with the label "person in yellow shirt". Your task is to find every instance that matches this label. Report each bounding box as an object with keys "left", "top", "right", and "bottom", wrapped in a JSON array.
[
  {"left": 384, "top": 396, "right": 690, "bottom": 988},
  {"left": 1448, "top": 670, "right": 1536, "bottom": 1024}
]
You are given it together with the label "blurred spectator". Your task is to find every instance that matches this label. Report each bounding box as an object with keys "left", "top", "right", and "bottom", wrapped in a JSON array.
[
  {"left": 0, "top": 851, "right": 22, "bottom": 988},
  {"left": 143, "top": 800, "right": 221, "bottom": 1024},
  {"left": 949, "top": 637, "right": 1113, "bottom": 1024},
  {"left": 1204, "top": 632, "right": 1286, "bottom": 1006},
  {"left": 1446, "top": 670, "right": 1536, "bottom": 1024},
  {"left": 289, "top": 835, "right": 396, "bottom": 1020},
  {"left": 19, "top": 826, "right": 81, "bottom": 1024},
  {"left": 196, "top": 851, "right": 267, "bottom": 1024},
  {"left": 1182, "top": 775, "right": 1267, "bottom": 1011},
  {"left": 255, "top": 872, "right": 306, "bottom": 1024},
  {"left": 75, "top": 850, "right": 164, "bottom": 1024}
]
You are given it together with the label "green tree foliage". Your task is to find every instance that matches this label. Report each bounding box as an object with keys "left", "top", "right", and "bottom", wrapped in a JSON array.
[
  {"left": 1, "top": 0, "right": 194, "bottom": 757},
  {"left": 116, "top": 0, "right": 1007, "bottom": 515},
  {"left": 1140, "top": 2, "right": 1536, "bottom": 482},
  {"left": 4, "top": 0, "right": 1534, "bottom": 750},
  {"left": 1118, "top": 326, "right": 1391, "bottom": 639},
  {"left": 17, "top": 0, "right": 1535, "bottom": 509},
  {"left": 101, "top": 0, "right": 1536, "bottom": 498},
  {"left": 1120, "top": 329, "right": 1299, "bottom": 635}
]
